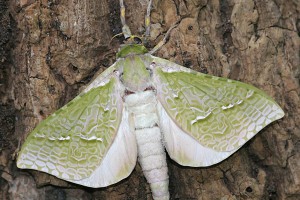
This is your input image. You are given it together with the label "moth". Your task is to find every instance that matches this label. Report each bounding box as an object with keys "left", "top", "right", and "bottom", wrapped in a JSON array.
[{"left": 17, "top": 1, "right": 284, "bottom": 199}]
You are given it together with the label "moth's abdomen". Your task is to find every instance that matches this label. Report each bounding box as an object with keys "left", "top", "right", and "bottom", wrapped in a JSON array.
[
  {"left": 125, "top": 91, "right": 169, "bottom": 200},
  {"left": 135, "top": 127, "right": 169, "bottom": 200}
]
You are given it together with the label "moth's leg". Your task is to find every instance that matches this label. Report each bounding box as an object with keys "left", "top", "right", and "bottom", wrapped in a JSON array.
[
  {"left": 145, "top": 0, "right": 153, "bottom": 38},
  {"left": 149, "top": 21, "right": 179, "bottom": 54},
  {"left": 120, "top": 0, "right": 132, "bottom": 39}
]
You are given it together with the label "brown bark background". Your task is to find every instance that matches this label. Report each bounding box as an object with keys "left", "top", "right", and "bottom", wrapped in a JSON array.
[{"left": 0, "top": 0, "right": 299, "bottom": 199}]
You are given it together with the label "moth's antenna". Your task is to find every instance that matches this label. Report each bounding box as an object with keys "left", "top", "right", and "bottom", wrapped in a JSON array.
[
  {"left": 149, "top": 21, "right": 180, "bottom": 55},
  {"left": 145, "top": 0, "right": 153, "bottom": 38},
  {"left": 120, "top": 0, "right": 132, "bottom": 39}
]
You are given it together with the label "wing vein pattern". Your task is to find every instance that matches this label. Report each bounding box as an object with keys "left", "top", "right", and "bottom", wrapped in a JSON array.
[
  {"left": 152, "top": 56, "right": 284, "bottom": 157},
  {"left": 17, "top": 77, "right": 125, "bottom": 181}
]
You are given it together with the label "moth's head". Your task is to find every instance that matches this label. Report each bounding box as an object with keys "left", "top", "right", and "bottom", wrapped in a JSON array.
[
  {"left": 116, "top": 43, "right": 148, "bottom": 58},
  {"left": 112, "top": 25, "right": 149, "bottom": 58}
]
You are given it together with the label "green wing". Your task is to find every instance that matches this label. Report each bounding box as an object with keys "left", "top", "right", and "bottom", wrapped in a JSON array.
[
  {"left": 152, "top": 56, "right": 284, "bottom": 165},
  {"left": 17, "top": 69, "right": 137, "bottom": 186}
]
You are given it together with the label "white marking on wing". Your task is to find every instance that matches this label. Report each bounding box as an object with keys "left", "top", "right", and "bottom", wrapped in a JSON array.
[{"left": 191, "top": 111, "right": 212, "bottom": 125}]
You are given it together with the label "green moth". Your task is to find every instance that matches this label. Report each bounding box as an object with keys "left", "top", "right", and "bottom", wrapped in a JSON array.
[{"left": 17, "top": 1, "right": 284, "bottom": 199}]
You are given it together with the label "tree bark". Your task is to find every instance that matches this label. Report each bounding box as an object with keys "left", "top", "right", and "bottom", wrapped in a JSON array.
[{"left": 0, "top": 0, "right": 299, "bottom": 199}]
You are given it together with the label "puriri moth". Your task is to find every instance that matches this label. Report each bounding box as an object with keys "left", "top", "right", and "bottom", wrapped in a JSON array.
[{"left": 16, "top": 0, "right": 285, "bottom": 199}]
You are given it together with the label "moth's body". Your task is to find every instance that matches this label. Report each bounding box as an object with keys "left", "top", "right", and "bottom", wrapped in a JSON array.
[
  {"left": 116, "top": 51, "right": 170, "bottom": 199},
  {"left": 17, "top": 44, "right": 284, "bottom": 200}
]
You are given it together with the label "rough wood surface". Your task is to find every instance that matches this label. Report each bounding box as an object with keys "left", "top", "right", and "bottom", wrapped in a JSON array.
[{"left": 0, "top": 0, "right": 299, "bottom": 199}]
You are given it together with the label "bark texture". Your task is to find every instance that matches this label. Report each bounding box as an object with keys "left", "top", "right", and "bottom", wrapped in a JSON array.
[{"left": 0, "top": 0, "right": 299, "bottom": 199}]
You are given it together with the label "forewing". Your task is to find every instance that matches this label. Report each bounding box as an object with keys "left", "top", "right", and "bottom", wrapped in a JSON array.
[
  {"left": 152, "top": 56, "right": 284, "bottom": 165},
  {"left": 17, "top": 66, "right": 137, "bottom": 187}
]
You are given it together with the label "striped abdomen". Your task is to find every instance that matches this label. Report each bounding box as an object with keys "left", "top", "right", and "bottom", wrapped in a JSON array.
[{"left": 125, "top": 90, "right": 169, "bottom": 200}]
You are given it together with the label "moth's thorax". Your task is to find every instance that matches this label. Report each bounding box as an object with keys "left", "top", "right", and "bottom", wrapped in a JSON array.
[{"left": 120, "top": 55, "right": 152, "bottom": 92}]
